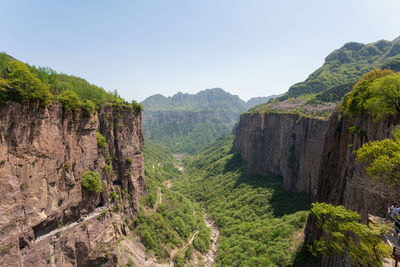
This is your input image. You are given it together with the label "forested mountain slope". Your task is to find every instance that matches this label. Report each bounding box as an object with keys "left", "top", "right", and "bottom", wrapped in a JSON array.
[
  {"left": 282, "top": 36, "right": 400, "bottom": 102},
  {"left": 141, "top": 89, "right": 278, "bottom": 153}
]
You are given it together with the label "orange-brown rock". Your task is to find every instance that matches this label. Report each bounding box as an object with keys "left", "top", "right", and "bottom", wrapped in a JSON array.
[{"left": 0, "top": 102, "right": 145, "bottom": 266}]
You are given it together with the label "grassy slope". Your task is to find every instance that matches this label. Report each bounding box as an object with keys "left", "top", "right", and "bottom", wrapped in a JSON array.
[{"left": 173, "top": 135, "right": 311, "bottom": 266}]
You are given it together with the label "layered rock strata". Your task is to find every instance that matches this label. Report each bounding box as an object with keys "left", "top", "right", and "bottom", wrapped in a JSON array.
[{"left": 0, "top": 102, "right": 145, "bottom": 266}]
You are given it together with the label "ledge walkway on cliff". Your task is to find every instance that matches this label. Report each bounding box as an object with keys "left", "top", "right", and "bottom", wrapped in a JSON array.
[{"left": 35, "top": 205, "right": 109, "bottom": 243}]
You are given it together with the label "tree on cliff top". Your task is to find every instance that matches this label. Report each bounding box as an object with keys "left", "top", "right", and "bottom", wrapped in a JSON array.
[
  {"left": 310, "top": 202, "right": 391, "bottom": 266},
  {"left": 2, "top": 60, "right": 52, "bottom": 106},
  {"left": 0, "top": 52, "right": 142, "bottom": 112},
  {"left": 342, "top": 69, "right": 400, "bottom": 119}
]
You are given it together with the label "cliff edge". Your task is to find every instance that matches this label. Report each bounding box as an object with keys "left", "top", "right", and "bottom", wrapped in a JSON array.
[{"left": 0, "top": 102, "right": 145, "bottom": 266}]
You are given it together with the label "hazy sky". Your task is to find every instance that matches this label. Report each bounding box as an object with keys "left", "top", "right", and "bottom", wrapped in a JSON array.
[{"left": 2, "top": 0, "right": 400, "bottom": 102}]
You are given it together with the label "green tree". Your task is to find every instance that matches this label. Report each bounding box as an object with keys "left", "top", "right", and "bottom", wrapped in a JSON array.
[
  {"left": 5, "top": 60, "right": 52, "bottom": 106},
  {"left": 81, "top": 171, "right": 103, "bottom": 195},
  {"left": 57, "top": 89, "right": 81, "bottom": 111},
  {"left": 342, "top": 69, "right": 393, "bottom": 116},
  {"left": 310, "top": 202, "right": 391, "bottom": 266},
  {"left": 342, "top": 69, "right": 400, "bottom": 119},
  {"left": 356, "top": 130, "right": 400, "bottom": 185}
]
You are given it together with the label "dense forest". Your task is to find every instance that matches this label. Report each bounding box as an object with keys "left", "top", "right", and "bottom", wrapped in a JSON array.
[
  {"left": 173, "top": 135, "right": 311, "bottom": 266},
  {"left": 132, "top": 140, "right": 211, "bottom": 266}
]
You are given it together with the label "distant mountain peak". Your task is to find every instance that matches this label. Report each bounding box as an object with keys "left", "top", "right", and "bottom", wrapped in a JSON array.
[{"left": 285, "top": 36, "right": 400, "bottom": 100}]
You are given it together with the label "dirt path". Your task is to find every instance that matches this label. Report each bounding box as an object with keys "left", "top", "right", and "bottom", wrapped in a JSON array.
[
  {"left": 154, "top": 186, "right": 162, "bottom": 210},
  {"left": 173, "top": 154, "right": 185, "bottom": 171},
  {"left": 35, "top": 205, "right": 108, "bottom": 243},
  {"left": 203, "top": 213, "right": 219, "bottom": 267},
  {"left": 169, "top": 230, "right": 199, "bottom": 261},
  {"left": 163, "top": 179, "right": 172, "bottom": 188}
]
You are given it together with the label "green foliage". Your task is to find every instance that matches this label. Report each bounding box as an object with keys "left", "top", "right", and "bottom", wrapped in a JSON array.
[
  {"left": 310, "top": 202, "right": 391, "bottom": 266},
  {"left": 174, "top": 135, "right": 311, "bottom": 266},
  {"left": 81, "top": 99, "right": 96, "bottom": 115},
  {"left": 57, "top": 89, "right": 81, "bottom": 111},
  {"left": 81, "top": 171, "right": 103, "bottom": 195},
  {"left": 173, "top": 255, "right": 185, "bottom": 267},
  {"left": 348, "top": 125, "right": 360, "bottom": 134},
  {"left": 109, "top": 192, "right": 118, "bottom": 201},
  {"left": 0, "top": 52, "right": 142, "bottom": 112},
  {"left": 143, "top": 140, "right": 181, "bottom": 183},
  {"left": 342, "top": 69, "right": 395, "bottom": 118},
  {"left": 356, "top": 130, "right": 400, "bottom": 185},
  {"left": 314, "top": 83, "right": 354, "bottom": 103},
  {"left": 133, "top": 139, "right": 210, "bottom": 261},
  {"left": 132, "top": 100, "right": 143, "bottom": 112},
  {"left": 144, "top": 119, "right": 234, "bottom": 153},
  {"left": 64, "top": 161, "right": 72, "bottom": 171},
  {"left": 142, "top": 88, "right": 250, "bottom": 153},
  {"left": 1, "top": 60, "right": 52, "bottom": 106},
  {"left": 96, "top": 131, "right": 108, "bottom": 154},
  {"left": 284, "top": 38, "right": 400, "bottom": 100}
]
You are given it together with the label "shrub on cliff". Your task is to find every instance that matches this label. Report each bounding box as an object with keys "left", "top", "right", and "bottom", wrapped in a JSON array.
[
  {"left": 96, "top": 131, "right": 108, "bottom": 154},
  {"left": 356, "top": 129, "right": 400, "bottom": 185},
  {"left": 57, "top": 89, "right": 81, "bottom": 111},
  {"left": 132, "top": 100, "right": 143, "bottom": 112},
  {"left": 81, "top": 171, "right": 103, "bottom": 195},
  {"left": 342, "top": 69, "right": 400, "bottom": 119},
  {"left": 310, "top": 202, "right": 391, "bottom": 266}
]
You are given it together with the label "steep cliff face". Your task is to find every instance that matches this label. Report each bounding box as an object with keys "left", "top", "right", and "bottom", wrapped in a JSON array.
[
  {"left": 305, "top": 113, "right": 400, "bottom": 249},
  {"left": 0, "top": 102, "right": 145, "bottom": 266},
  {"left": 314, "top": 113, "right": 400, "bottom": 210},
  {"left": 234, "top": 112, "right": 328, "bottom": 194}
]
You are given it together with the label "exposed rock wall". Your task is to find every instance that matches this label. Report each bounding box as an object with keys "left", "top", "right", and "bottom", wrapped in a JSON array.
[
  {"left": 304, "top": 113, "right": 400, "bottom": 266},
  {"left": 144, "top": 110, "right": 240, "bottom": 125},
  {"left": 0, "top": 102, "right": 145, "bottom": 266},
  {"left": 234, "top": 112, "right": 328, "bottom": 194}
]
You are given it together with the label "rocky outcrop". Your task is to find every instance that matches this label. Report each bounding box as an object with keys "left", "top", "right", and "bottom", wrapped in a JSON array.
[
  {"left": 0, "top": 102, "right": 145, "bottom": 266},
  {"left": 304, "top": 113, "right": 400, "bottom": 266},
  {"left": 234, "top": 112, "right": 328, "bottom": 194}
]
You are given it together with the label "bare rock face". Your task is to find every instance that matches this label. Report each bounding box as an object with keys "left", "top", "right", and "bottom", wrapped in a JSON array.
[
  {"left": 234, "top": 112, "right": 328, "bottom": 194},
  {"left": 304, "top": 113, "right": 400, "bottom": 266},
  {"left": 0, "top": 102, "right": 145, "bottom": 266}
]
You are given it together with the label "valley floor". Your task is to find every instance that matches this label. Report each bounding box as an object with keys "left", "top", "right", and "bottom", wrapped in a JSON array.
[{"left": 127, "top": 136, "right": 311, "bottom": 266}]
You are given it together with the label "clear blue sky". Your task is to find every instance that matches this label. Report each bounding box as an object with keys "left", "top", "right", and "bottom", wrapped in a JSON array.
[{"left": 2, "top": 0, "right": 400, "bottom": 102}]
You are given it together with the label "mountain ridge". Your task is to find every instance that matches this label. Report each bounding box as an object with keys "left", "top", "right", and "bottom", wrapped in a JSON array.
[
  {"left": 141, "top": 88, "right": 279, "bottom": 112},
  {"left": 282, "top": 36, "right": 400, "bottom": 101}
]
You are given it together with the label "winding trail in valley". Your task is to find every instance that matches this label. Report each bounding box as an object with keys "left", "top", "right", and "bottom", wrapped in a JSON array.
[
  {"left": 154, "top": 186, "right": 162, "bottom": 210},
  {"left": 169, "top": 154, "right": 220, "bottom": 266}
]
